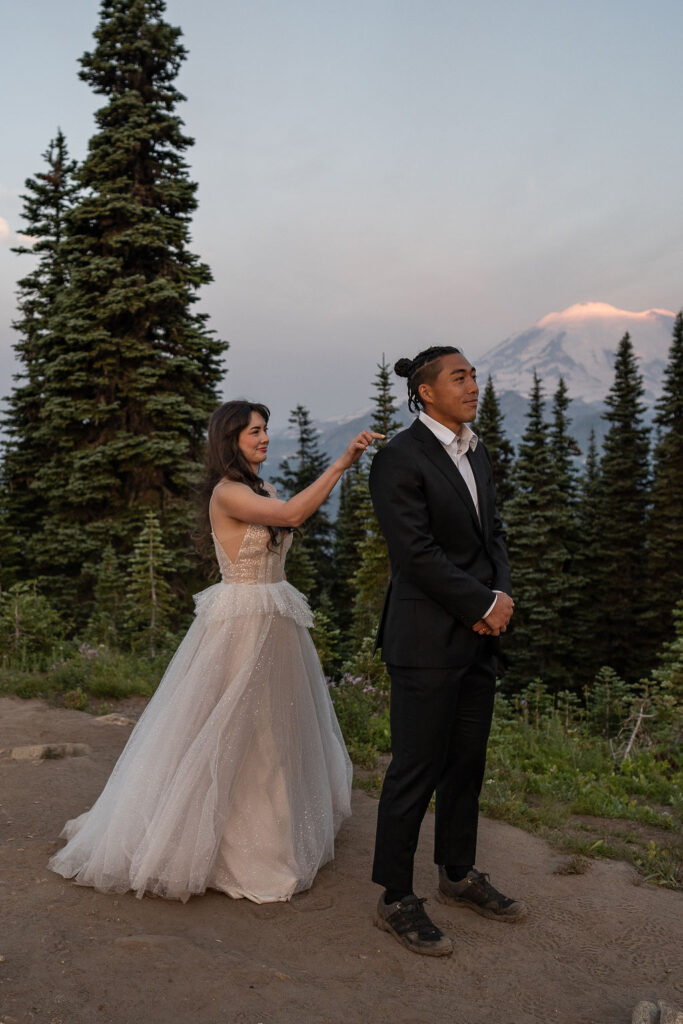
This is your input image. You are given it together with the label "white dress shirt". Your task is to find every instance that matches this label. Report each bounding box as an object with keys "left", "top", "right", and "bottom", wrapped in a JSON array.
[
  {"left": 419, "top": 411, "right": 480, "bottom": 514},
  {"left": 418, "top": 410, "right": 498, "bottom": 620}
]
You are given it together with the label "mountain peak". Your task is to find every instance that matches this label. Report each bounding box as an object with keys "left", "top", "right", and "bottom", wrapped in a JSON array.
[
  {"left": 477, "top": 301, "right": 675, "bottom": 402},
  {"left": 538, "top": 301, "right": 674, "bottom": 328}
]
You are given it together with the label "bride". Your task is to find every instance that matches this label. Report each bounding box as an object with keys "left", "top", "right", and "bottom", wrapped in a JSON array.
[{"left": 48, "top": 400, "right": 380, "bottom": 903}]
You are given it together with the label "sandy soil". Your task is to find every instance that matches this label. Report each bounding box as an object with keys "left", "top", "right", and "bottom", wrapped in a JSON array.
[{"left": 1, "top": 696, "right": 681, "bottom": 1024}]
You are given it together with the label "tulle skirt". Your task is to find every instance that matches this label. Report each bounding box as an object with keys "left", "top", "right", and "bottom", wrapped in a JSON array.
[{"left": 48, "top": 581, "right": 353, "bottom": 903}]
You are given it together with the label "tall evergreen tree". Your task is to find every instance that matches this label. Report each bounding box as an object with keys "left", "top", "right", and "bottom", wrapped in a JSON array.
[
  {"left": 550, "top": 377, "right": 580, "bottom": 505},
  {"left": 123, "top": 510, "right": 174, "bottom": 657},
  {"left": 368, "top": 355, "right": 404, "bottom": 442},
  {"left": 593, "top": 333, "right": 650, "bottom": 679},
  {"left": 648, "top": 599, "right": 683, "bottom": 745},
  {"left": 548, "top": 377, "right": 582, "bottom": 659},
  {"left": 87, "top": 543, "right": 126, "bottom": 646},
  {"left": 274, "top": 405, "right": 332, "bottom": 602},
  {"left": 0, "top": 581, "right": 66, "bottom": 666},
  {"left": 22, "top": 0, "right": 226, "bottom": 613},
  {"left": 1, "top": 130, "right": 80, "bottom": 568},
  {"left": 643, "top": 312, "right": 683, "bottom": 655},
  {"left": 0, "top": 486, "right": 22, "bottom": 591},
  {"left": 573, "top": 430, "right": 606, "bottom": 684},
  {"left": 503, "top": 373, "right": 575, "bottom": 691},
  {"left": 349, "top": 356, "right": 403, "bottom": 644},
  {"left": 474, "top": 374, "right": 515, "bottom": 511},
  {"left": 330, "top": 462, "right": 366, "bottom": 639}
]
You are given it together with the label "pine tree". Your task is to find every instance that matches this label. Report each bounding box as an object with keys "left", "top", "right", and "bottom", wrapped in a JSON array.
[
  {"left": 368, "top": 355, "right": 404, "bottom": 443},
  {"left": 550, "top": 377, "right": 580, "bottom": 504},
  {"left": 86, "top": 544, "right": 126, "bottom": 646},
  {"left": 349, "top": 356, "right": 403, "bottom": 644},
  {"left": 274, "top": 405, "right": 332, "bottom": 602},
  {"left": 284, "top": 535, "right": 318, "bottom": 600},
  {"left": 643, "top": 312, "right": 683, "bottom": 655},
  {"left": 548, "top": 377, "right": 582, "bottom": 664},
  {"left": 1, "top": 130, "right": 80, "bottom": 569},
  {"left": 330, "top": 462, "right": 367, "bottom": 639},
  {"left": 474, "top": 374, "right": 515, "bottom": 511},
  {"left": 593, "top": 333, "right": 650, "bottom": 680},
  {"left": 648, "top": 599, "right": 683, "bottom": 747},
  {"left": 503, "top": 373, "right": 575, "bottom": 691},
  {"left": 0, "top": 484, "right": 21, "bottom": 591},
  {"left": 0, "top": 581, "right": 66, "bottom": 666},
  {"left": 585, "top": 666, "right": 634, "bottom": 739},
  {"left": 23, "top": 0, "right": 226, "bottom": 613},
  {"left": 123, "top": 511, "right": 174, "bottom": 657},
  {"left": 573, "top": 430, "right": 605, "bottom": 684},
  {"left": 310, "top": 593, "right": 342, "bottom": 677}
]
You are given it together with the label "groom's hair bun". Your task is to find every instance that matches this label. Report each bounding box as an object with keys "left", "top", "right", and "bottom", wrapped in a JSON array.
[{"left": 394, "top": 357, "right": 414, "bottom": 378}]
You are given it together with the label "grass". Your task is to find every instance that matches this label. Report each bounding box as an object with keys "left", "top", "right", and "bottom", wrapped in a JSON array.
[
  {"left": 0, "top": 646, "right": 171, "bottom": 705},
  {"left": 478, "top": 706, "right": 682, "bottom": 888}
]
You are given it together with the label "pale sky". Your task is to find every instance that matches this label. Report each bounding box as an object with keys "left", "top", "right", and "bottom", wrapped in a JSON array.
[{"left": 2, "top": 0, "right": 682, "bottom": 427}]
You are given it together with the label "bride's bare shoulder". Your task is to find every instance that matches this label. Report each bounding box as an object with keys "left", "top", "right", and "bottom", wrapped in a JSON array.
[
  {"left": 212, "top": 479, "right": 275, "bottom": 497},
  {"left": 212, "top": 478, "right": 251, "bottom": 497},
  {"left": 211, "top": 479, "right": 277, "bottom": 520}
]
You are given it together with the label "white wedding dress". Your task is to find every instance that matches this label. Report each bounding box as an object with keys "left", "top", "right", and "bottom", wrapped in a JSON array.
[{"left": 48, "top": 483, "right": 352, "bottom": 903}]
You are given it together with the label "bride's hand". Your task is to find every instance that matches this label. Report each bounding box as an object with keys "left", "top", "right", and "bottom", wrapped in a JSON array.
[{"left": 337, "top": 431, "right": 384, "bottom": 469}]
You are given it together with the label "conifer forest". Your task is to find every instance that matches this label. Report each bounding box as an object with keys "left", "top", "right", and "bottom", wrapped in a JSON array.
[{"left": 1, "top": 0, "right": 681, "bottom": 885}]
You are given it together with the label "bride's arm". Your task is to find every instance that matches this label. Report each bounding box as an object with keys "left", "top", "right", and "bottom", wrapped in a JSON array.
[{"left": 213, "top": 430, "right": 382, "bottom": 528}]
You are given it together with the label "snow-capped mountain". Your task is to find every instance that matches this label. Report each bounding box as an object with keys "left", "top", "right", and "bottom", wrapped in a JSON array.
[
  {"left": 266, "top": 301, "right": 678, "bottom": 487},
  {"left": 475, "top": 302, "right": 675, "bottom": 404}
]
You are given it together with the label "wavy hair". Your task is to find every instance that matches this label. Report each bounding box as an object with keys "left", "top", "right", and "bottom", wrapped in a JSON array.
[{"left": 197, "top": 400, "right": 280, "bottom": 557}]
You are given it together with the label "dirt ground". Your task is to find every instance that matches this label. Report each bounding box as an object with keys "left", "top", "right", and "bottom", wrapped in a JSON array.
[{"left": 1, "top": 696, "right": 681, "bottom": 1024}]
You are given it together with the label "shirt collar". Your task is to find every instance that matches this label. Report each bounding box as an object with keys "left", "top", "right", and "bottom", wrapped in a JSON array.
[{"left": 419, "top": 410, "right": 478, "bottom": 452}]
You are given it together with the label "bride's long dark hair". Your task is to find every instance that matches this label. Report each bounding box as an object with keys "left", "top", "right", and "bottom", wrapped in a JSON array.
[{"left": 197, "top": 400, "right": 280, "bottom": 556}]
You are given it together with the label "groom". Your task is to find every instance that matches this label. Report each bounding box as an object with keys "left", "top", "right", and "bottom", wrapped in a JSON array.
[{"left": 369, "top": 345, "right": 527, "bottom": 957}]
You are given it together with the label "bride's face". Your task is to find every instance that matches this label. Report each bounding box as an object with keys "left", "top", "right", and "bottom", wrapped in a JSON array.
[{"left": 238, "top": 411, "right": 269, "bottom": 470}]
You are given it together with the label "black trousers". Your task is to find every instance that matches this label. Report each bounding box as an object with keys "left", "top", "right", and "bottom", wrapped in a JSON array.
[{"left": 372, "top": 645, "right": 496, "bottom": 894}]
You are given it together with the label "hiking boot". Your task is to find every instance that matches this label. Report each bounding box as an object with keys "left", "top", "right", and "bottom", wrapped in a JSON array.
[
  {"left": 374, "top": 893, "right": 453, "bottom": 956},
  {"left": 437, "top": 867, "right": 527, "bottom": 922}
]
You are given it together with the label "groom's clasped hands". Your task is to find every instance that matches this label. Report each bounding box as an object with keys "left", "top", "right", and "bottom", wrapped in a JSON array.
[{"left": 472, "top": 591, "right": 515, "bottom": 637}]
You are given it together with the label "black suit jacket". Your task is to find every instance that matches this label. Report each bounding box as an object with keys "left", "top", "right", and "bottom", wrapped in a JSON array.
[{"left": 369, "top": 418, "right": 512, "bottom": 668}]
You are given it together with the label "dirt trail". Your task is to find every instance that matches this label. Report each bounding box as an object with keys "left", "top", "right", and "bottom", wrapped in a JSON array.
[{"left": 1, "top": 697, "right": 681, "bottom": 1024}]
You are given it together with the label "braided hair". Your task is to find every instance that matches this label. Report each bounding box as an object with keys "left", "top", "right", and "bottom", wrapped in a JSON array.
[{"left": 394, "top": 346, "right": 461, "bottom": 413}]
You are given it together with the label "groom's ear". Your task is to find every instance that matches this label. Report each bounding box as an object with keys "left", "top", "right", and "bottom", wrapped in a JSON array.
[{"left": 418, "top": 382, "right": 432, "bottom": 406}]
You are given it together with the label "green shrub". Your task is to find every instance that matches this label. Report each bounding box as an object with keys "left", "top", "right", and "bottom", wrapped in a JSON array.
[
  {"left": 49, "top": 659, "right": 89, "bottom": 691},
  {"left": 340, "top": 635, "right": 391, "bottom": 692},
  {"left": 0, "top": 582, "right": 67, "bottom": 666},
  {"left": 311, "top": 605, "right": 342, "bottom": 677},
  {"left": 585, "top": 666, "right": 636, "bottom": 737},
  {"left": 62, "top": 687, "right": 89, "bottom": 710},
  {"left": 0, "top": 645, "right": 170, "bottom": 703},
  {"left": 328, "top": 670, "right": 390, "bottom": 765},
  {"left": 0, "top": 668, "right": 47, "bottom": 700}
]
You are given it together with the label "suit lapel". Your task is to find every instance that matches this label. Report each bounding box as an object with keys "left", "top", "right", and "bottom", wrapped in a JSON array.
[
  {"left": 467, "top": 446, "right": 490, "bottom": 542},
  {"left": 410, "top": 419, "right": 483, "bottom": 536}
]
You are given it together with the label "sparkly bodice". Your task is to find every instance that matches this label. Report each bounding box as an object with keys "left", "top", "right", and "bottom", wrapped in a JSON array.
[
  {"left": 212, "top": 523, "right": 292, "bottom": 584},
  {"left": 210, "top": 481, "right": 292, "bottom": 585}
]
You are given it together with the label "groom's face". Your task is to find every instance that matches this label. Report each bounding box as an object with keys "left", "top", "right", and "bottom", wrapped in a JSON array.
[{"left": 419, "top": 352, "right": 479, "bottom": 431}]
